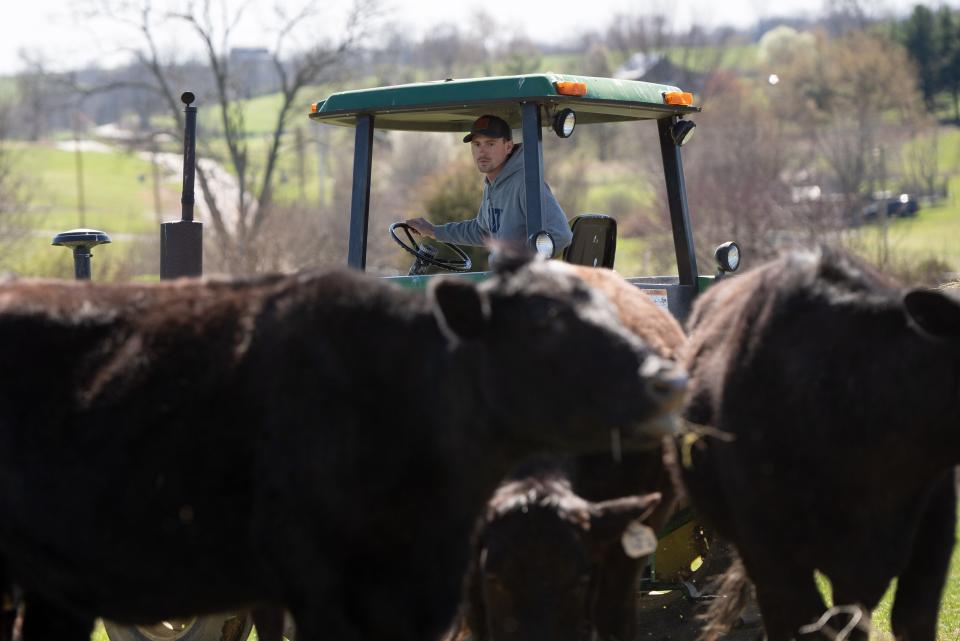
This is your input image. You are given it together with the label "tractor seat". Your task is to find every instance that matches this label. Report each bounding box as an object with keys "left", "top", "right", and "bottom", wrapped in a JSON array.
[{"left": 562, "top": 214, "right": 617, "bottom": 268}]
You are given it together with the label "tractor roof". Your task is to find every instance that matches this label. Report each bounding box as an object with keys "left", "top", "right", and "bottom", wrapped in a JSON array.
[{"left": 308, "top": 73, "right": 700, "bottom": 132}]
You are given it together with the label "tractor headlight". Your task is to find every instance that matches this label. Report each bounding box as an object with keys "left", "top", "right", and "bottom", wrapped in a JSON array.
[
  {"left": 553, "top": 109, "right": 576, "bottom": 138},
  {"left": 530, "top": 231, "right": 556, "bottom": 258},
  {"left": 715, "top": 241, "right": 741, "bottom": 273},
  {"left": 669, "top": 119, "right": 696, "bottom": 146}
]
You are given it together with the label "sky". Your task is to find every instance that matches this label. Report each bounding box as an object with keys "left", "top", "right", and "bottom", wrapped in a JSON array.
[{"left": 0, "top": 0, "right": 953, "bottom": 75}]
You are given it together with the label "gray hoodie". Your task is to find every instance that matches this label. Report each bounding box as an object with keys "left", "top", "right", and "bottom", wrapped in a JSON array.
[{"left": 434, "top": 144, "right": 574, "bottom": 252}]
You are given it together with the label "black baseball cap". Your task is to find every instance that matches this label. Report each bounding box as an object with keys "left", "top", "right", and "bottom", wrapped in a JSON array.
[{"left": 463, "top": 115, "right": 511, "bottom": 143}]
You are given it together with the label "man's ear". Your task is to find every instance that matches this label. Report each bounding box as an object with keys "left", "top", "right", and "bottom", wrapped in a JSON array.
[
  {"left": 428, "top": 277, "right": 490, "bottom": 342},
  {"left": 904, "top": 289, "right": 960, "bottom": 341}
]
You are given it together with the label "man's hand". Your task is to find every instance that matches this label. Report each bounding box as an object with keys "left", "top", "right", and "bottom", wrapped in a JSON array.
[{"left": 405, "top": 217, "right": 436, "bottom": 238}]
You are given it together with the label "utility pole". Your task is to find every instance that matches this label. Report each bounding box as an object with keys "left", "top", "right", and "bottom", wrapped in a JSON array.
[
  {"left": 73, "top": 115, "right": 86, "bottom": 228},
  {"left": 315, "top": 125, "right": 326, "bottom": 206},
  {"left": 150, "top": 132, "right": 163, "bottom": 225}
]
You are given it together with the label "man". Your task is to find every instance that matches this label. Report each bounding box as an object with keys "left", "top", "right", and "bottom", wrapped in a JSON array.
[{"left": 406, "top": 115, "right": 573, "bottom": 254}]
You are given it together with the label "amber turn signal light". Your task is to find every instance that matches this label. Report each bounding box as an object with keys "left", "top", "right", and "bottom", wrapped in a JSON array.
[
  {"left": 663, "top": 91, "right": 694, "bottom": 106},
  {"left": 554, "top": 81, "right": 587, "bottom": 96}
]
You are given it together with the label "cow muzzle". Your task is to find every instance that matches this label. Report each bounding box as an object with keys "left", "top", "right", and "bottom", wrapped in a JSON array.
[
  {"left": 641, "top": 355, "right": 688, "bottom": 409},
  {"left": 638, "top": 355, "right": 688, "bottom": 436}
]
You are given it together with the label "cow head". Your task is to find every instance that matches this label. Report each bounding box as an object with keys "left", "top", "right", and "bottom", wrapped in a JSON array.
[
  {"left": 466, "top": 478, "right": 661, "bottom": 641},
  {"left": 427, "top": 256, "right": 687, "bottom": 453}
]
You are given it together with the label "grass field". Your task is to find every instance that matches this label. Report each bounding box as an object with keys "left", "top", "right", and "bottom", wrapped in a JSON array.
[
  {"left": 10, "top": 142, "right": 175, "bottom": 234},
  {"left": 848, "top": 194, "right": 960, "bottom": 274},
  {"left": 837, "top": 127, "right": 960, "bottom": 277},
  {"left": 614, "top": 203, "right": 960, "bottom": 286},
  {"left": 5, "top": 141, "right": 179, "bottom": 278}
]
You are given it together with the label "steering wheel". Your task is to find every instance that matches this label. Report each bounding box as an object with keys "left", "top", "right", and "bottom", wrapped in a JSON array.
[{"left": 389, "top": 222, "right": 472, "bottom": 273}]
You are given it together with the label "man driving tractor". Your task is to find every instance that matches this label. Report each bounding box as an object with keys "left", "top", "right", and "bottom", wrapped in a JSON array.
[{"left": 405, "top": 115, "right": 573, "bottom": 253}]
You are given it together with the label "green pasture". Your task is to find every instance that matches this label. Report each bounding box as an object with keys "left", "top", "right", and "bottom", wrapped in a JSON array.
[
  {"left": 847, "top": 192, "right": 960, "bottom": 273},
  {"left": 198, "top": 86, "right": 325, "bottom": 136},
  {"left": 0, "top": 77, "right": 17, "bottom": 102},
  {"left": 614, "top": 234, "right": 677, "bottom": 276},
  {"left": 847, "top": 124, "right": 960, "bottom": 275},
  {"left": 5, "top": 232, "right": 157, "bottom": 281},
  {"left": 11, "top": 142, "right": 176, "bottom": 234},
  {"left": 5, "top": 142, "right": 175, "bottom": 277},
  {"left": 614, "top": 192, "right": 960, "bottom": 283}
]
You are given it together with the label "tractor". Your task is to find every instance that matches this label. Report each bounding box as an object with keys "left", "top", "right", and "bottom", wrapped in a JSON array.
[{"left": 103, "top": 73, "right": 742, "bottom": 641}]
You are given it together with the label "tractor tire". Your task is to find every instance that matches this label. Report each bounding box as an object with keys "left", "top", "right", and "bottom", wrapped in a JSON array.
[
  {"left": 103, "top": 612, "right": 253, "bottom": 641},
  {"left": 634, "top": 526, "right": 760, "bottom": 641}
]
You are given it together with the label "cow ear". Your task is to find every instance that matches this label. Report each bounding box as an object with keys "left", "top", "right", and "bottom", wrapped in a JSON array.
[
  {"left": 904, "top": 289, "right": 960, "bottom": 341},
  {"left": 589, "top": 492, "right": 661, "bottom": 548},
  {"left": 428, "top": 277, "right": 490, "bottom": 342}
]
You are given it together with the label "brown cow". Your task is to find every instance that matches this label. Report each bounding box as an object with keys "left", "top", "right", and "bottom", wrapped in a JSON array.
[
  {"left": 679, "top": 246, "right": 960, "bottom": 641},
  {"left": 449, "top": 267, "right": 688, "bottom": 641},
  {"left": 0, "top": 256, "right": 687, "bottom": 641}
]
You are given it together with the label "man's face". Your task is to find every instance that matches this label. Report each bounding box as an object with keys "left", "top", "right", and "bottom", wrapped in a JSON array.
[{"left": 471, "top": 134, "right": 514, "bottom": 176}]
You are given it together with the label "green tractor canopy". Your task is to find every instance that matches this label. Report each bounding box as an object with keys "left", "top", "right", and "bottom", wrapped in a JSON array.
[{"left": 310, "top": 72, "right": 709, "bottom": 319}]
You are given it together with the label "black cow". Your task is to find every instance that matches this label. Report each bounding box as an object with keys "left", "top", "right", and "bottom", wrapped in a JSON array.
[
  {"left": 454, "top": 475, "right": 662, "bottom": 641},
  {"left": 679, "top": 247, "right": 960, "bottom": 641},
  {"left": 0, "top": 255, "right": 686, "bottom": 641},
  {"left": 0, "top": 562, "right": 17, "bottom": 641},
  {"left": 448, "top": 266, "right": 689, "bottom": 641}
]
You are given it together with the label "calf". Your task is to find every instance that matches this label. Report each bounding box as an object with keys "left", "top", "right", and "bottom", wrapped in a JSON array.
[
  {"left": 450, "top": 267, "right": 688, "bottom": 641},
  {"left": 456, "top": 475, "right": 661, "bottom": 641},
  {"left": 0, "top": 255, "right": 685, "bottom": 641},
  {"left": 679, "top": 247, "right": 960, "bottom": 641}
]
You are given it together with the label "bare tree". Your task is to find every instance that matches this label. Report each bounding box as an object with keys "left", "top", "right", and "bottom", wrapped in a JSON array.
[
  {"left": 11, "top": 52, "right": 69, "bottom": 141},
  {"left": 0, "top": 112, "right": 36, "bottom": 268},
  {"left": 76, "top": 0, "right": 378, "bottom": 274},
  {"left": 768, "top": 30, "right": 920, "bottom": 208},
  {"left": 499, "top": 35, "right": 542, "bottom": 75},
  {"left": 605, "top": 11, "right": 673, "bottom": 60},
  {"left": 821, "top": 0, "right": 878, "bottom": 35},
  {"left": 659, "top": 76, "right": 795, "bottom": 266},
  {"left": 903, "top": 116, "right": 945, "bottom": 199},
  {"left": 414, "top": 24, "right": 487, "bottom": 78}
]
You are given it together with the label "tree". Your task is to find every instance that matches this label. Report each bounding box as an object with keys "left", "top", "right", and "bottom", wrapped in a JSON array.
[
  {"left": 902, "top": 116, "right": 944, "bottom": 199},
  {"left": 936, "top": 7, "right": 960, "bottom": 121},
  {"left": 604, "top": 12, "right": 673, "bottom": 61},
  {"left": 498, "top": 36, "right": 542, "bottom": 75},
  {"left": 900, "top": 5, "right": 938, "bottom": 108},
  {"left": 769, "top": 30, "right": 921, "bottom": 208},
  {"left": 672, "top": 76, "right": 793, "bottom": 266},
  {"left": 822, "top": 0, "right": 875, "bottom": 36},
  {"left": 76, "top": 0, "right": 378, "bottom": 275},
  {"left": 409, "top": 24, "right": 488, "bottom": 78},
  {"left": 581, "top": 44, "right": 617, "bottom": 161},
  {"left": 11, "top": 52, "right": 69, "bottom": 141},
  {"left": 0, "top": 111, "right": 36, "bottom": 268}
]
